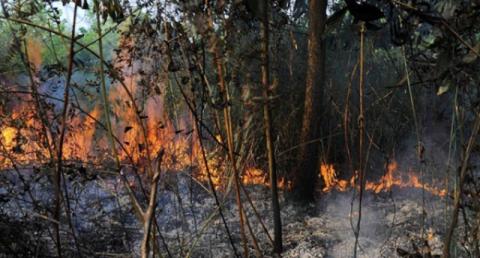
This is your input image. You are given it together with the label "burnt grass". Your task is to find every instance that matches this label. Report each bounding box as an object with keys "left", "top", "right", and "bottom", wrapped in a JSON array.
[{"left": 0, "top": 163, "right": 461, "bottom": 257}]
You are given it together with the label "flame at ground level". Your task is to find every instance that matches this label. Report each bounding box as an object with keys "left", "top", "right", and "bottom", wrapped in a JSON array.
[
  {"left": 195, "top": 160, "right": 446, "bottom": 198},
  {"left": 319, "top": 161, "right": 447, "bottom": 197},
  {"left": 0, "top": 106, "right": 446, "bottom": 198}
]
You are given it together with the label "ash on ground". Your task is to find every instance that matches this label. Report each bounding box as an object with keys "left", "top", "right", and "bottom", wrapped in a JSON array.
[{"left": 0, "top": 167, "right": 463, "bottom": 257}]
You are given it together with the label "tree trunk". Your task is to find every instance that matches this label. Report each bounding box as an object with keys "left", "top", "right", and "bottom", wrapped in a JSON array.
[
  {"left": 292, "top": 0, "right": 327, "bottom": 202},
  {"left": 260, "top": 1, "right": 282, "bottom": 253}
]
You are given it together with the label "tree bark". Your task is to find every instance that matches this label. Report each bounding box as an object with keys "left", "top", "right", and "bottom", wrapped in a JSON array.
[
  {"left": 260, "top": 1, "right": 282, "bottom": 253},
  {"left": 292, "top": 0, "right": 327, "bottom": 202},
  {"left": 205, "top": 6, "right": 249, "bottom": 256},
  {"left": 140, "top": 152, "right": 163, "bottom": 258}
]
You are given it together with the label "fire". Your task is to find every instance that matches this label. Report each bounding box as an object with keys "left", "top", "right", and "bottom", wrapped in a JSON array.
[
  {"left": 320, "top": 161, "right": 446, "bottom": 197},
  {"left": 64, "top": 106, "right": 102, "bottom": 161},
  {"left": 278, "top": 178, "right": 293, "bottom": 190},
  {"left": 1, "top": 126, "right": 16, "bottom": 148},
  {"left": 0, "top": 104, "right": 52, "bottom": 167},
  {"left": 0, "top": 30, "right": 447, "bottom": 199},
  {"left": 320, "top": 163, "right": 345, "bottom": 192},
  {"left": 0, "top": 90, "right": 448, "bottom": 198},
  {"left": 194, "top": 153, "right": 224, "bottom": 189},
  {"left": 0, "top": 32, "right": 207, "bottom": 180},
  {"left": 242, "top": 168, "right": 267, "bottom": 185},
  {"left": 365, "top": 161, "right": 401, "bottom": 193}
]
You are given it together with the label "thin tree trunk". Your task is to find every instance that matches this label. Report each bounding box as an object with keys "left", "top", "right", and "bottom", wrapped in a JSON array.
[
  {"left": 205, "top": 5, "right": 250, "bottom": 256},
  {"left": 443, "top": 112, "right": 480, "bottom": 257},
  {"left": 168, "top": 33, "right": 240, "bottom": 256},
  {"left": 260, "top": 1, "right": 282, "bottom": 253},
  {"left": 353, "top": 22, "right": 366, "bottom": 258},
  {"left": 141, "top": 152, "right": 164, "bottom": 258},
  {"left": 292, "top": 0, "right": 327, "bottom": 202},
  {"left": 54, "top": 3, "right": 79, "bottom": 256},
  {"left": 214, "top": 50, "right": 250, "bottom": 257}
]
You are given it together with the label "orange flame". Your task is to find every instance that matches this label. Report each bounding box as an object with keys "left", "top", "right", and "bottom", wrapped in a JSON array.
[
  {"left": 320, "top": 161, "right": 446, "bottom": 197},
  {"left": 0, "top": 33, "right": 447, "bottom": 199},
  {"left": 1, "top": 127, "right": 16, "bottom": 148},
  {"left": 242, "top": 168, "right": 267, "bottom": 185}
]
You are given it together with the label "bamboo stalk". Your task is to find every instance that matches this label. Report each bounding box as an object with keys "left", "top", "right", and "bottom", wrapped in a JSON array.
[
  {"left": 443, "top": 112, "right": 480, "bottom": 257},
  {"left": 53, "top": 3, "right": 79, "bottom": 256},
  {"left": 214, "top": 48, "right": 250, "bottom": 257},
  {"left": 161, "top": 19, "right": 239, "bottom": 257},
  {"left": 193, "top": 118, "right": 240, "bottom": 257},
  {"left": 402, "top": 46, "right": 427, "bottom": 239},
  {"left": 170, "top": 56, "right": 240, "bottom": 258},
  {"left": 141, "top": 152, "right": 164, "bottom": 258},
  {"left": 204, "top": 5, "right": 249, "bottom": 256},
  {"left": 353, "top": 22, "right": 366, "bottom": 258},
  {"left": 260, "top": 1, "right": 282, "bottom": 253}
]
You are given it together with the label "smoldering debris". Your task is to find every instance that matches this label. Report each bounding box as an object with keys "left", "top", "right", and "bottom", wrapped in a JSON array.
[{"left": 0, "top": 167, "right": 460, "bottom": 257}]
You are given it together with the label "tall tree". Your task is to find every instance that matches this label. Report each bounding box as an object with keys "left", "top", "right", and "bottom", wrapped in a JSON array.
[{"left": 292, "top": 0, "right": 327, "bottom": 202}]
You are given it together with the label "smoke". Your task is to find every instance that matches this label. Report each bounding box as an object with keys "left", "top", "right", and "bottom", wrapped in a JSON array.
[{"left": 321, "top": 193, "right": 389, "bottom": 257}]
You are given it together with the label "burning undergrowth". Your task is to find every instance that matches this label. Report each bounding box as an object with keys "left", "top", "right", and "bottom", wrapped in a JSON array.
[
  {"left": 0, "top": 10, "right": 474, "bottom": 257},
  {"left": 319, "top": 161, "right": 447, "bottom": 197},
  {"left": 0, "top": 82, "right": 455, "bottom": 257},
  {"left": 0, "top": 163, "right": 455, "bottom": 257}
]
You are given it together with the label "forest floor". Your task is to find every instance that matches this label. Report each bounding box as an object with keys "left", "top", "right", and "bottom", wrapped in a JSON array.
[
  {"left": 0, "top": 167, "right": 451, "bottom": 257},
  {"left": 280, "top": 190, "right": 445, "bottom": 258}
]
